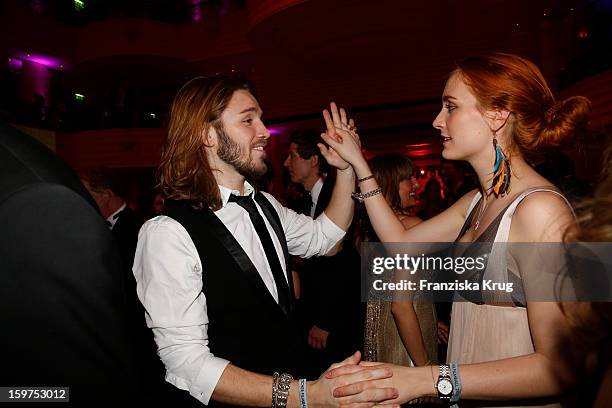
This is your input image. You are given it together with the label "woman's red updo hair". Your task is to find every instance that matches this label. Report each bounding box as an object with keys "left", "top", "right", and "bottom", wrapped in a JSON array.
[{"left": 454, "top": 53, "right": 591, "bottom": 160}]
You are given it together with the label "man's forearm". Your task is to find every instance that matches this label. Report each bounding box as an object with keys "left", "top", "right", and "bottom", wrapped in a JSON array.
[
  {"left": 323, "top": 168, "right": 355, "bottom": 231},
  {"left": 212, "top": 364, "right": 273, "bottom": 407},
  {"left": 210, "top": 365, "right": 313, "bottom": 408}
]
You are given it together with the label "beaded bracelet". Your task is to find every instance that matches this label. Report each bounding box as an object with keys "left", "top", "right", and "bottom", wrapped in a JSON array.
[
  {"left": 299, "top": 378, "right": 308, "bottom": 408},
  {"left": 272, "top": 372, "right": 280, "bottom": 408},
  {"left": 275, "top": 373, "right": 293, "bottom": 408},
  {"left": 449, "top": 363, "right": 462, "bottom": 407},
  {"left": 351, "top": 187, "right": 382, "bottom": 203}
]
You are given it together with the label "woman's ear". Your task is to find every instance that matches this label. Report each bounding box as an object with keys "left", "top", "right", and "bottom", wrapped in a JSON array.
[{"left": 489, "top": 109, "right": 512, "bottom": 134}]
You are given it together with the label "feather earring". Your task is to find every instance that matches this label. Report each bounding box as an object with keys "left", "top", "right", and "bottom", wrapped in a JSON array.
[{"left": 489, "top": 137, "right": 511, "bottom": 197}]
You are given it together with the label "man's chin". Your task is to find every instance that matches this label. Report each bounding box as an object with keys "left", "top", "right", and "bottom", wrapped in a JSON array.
[
  {"left": 237, "top": 161, "right": 267, "bottom": 179},
  {"left": 252, "top": 163, "right": 267, "bottom": 178}
]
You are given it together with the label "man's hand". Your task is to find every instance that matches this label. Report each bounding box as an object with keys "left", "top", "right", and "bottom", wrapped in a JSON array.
[
  {"left": 308, "top": 325, "right": 330, "bottom": 350},
  {"left": 307, "top": 352, "right": 399, "bottom": 408},
  {"left": 319, "top": 102, "right": 365, "bottom": 171},
  {"left": 318, "top": 102, "right": 358, "bottom": 172},
  {"left": 325, "top": 361, "right": 433, "bottom": 407}
]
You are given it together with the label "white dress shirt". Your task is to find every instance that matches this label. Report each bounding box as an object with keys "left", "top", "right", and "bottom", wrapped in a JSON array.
[
  {"left": 132, "top": 182, "right": 345, "bottom": 404},
  {"left": 309, "top": 177, "right": 324, "bottom": 218}
]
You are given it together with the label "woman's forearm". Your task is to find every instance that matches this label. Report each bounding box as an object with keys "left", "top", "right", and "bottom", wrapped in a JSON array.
[
  {"left": 390, "top": 301, "right": 429, "bottom": 366},
  {"left": 390, "top": 352, "right": 571, "bottom": 404}
]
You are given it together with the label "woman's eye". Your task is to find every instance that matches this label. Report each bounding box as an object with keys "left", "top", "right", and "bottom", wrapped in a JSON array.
[{"left": 445, "top": 104, "right": 456, "bottom": 113}]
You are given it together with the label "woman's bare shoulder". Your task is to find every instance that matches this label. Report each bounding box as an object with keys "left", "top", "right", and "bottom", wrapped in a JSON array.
[{"left": 512, "top": 190, "right": 574, "bottom": 241}]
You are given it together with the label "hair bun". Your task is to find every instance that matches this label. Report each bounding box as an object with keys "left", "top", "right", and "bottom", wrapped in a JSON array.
[{"left": 539, "top": 96, "right": 591, "bottom": 149}]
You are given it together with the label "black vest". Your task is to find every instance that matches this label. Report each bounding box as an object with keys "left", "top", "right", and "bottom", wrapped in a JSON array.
[{"left": 163, "top": 196, "right": 306, "bottom": 405}]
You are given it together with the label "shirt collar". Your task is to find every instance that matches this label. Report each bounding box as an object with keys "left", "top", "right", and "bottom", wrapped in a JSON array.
[
  {"left": 106, "top": 203, "right": 126, "bottom": 229},
  {"left": 310, "top": 177, "right": 324, "bottom": 207},
  {"left": 219, "top": 181, "right": 255, "bottom": 208}
]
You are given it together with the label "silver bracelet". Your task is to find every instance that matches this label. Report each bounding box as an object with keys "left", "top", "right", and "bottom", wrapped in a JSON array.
[
  {"left": 351, "top": 187, "right": 382, "bottom": 203},
  {"left": 273, "top": 372, "right": 293, "bottom": 408},
  {"left": 272, "top": 372, "right": 280, "bottom": 408},
  {"left": 299, "top": 378, "right": 308, "bottom": 408}
]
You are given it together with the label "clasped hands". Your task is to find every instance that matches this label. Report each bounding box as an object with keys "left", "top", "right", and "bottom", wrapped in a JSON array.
[
  {"left": 308, "top": 351, "right": 405, "bottom": 408},
  {"left": 317, "top": 102, "right": 362, "bottom": 173}
]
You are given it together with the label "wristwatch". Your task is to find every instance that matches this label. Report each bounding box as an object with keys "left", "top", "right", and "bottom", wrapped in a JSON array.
[{"left": 436, "top": 364, "right": 454, "bottom": 402}]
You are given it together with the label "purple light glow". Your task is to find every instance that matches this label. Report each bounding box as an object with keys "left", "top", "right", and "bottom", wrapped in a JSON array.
[
  {"left": 190, "top": 0, "right": 203, "bottom": 22},
  {"left": 267, "top": 126, "right": 286, "bottom": 135},
  {"left": 31, "top": 0, "right": 44, "bottom": 13},
  {"left": 13, "top": 52, "right": 69, "bottom": 71},
  {"left": 8, "top": 57, "right": 23, "bottom": 71}
]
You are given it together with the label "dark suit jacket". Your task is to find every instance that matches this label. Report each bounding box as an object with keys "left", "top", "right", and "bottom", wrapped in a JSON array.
[
  {"left": 112, "top": 205, "right": 142, "bottom": 269},
  {"left": 109, "top": 204, "right": 176, "bottom": 404},
  {"left": 0, "top": 123, "right": 137, "bottom": 406},
  {"left": 312, "top": 173, "right": 334, "bottom": 219},
  {"left": 302, "top": 174, "right": 363, "bottom": 364}
]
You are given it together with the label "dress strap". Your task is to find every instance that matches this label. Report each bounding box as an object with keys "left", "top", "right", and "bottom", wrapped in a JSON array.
[
  {"left": 455, "top": 191, "right": 482, "bottom": 241},
  {"left": 493, "top": 187, "right": 574, "bottom": 243},
  {"left": 466, "top": 191, "right": 482, "bottom": 218},
  {"left": 482, "top": 187, "right": 574, "bottom": 305}
]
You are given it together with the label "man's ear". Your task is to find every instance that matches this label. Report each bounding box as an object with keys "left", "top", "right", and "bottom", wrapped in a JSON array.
[
  {"left": 202, "top": 125, "right": 217, "bottom": 147},
  {"left": 310, "top": 154, "right": 319, "bottom": 169}
]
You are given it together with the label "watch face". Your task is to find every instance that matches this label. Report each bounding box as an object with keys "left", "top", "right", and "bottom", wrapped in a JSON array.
[{"left": 437, "top": 378, "right": 453, "bottom": 396}]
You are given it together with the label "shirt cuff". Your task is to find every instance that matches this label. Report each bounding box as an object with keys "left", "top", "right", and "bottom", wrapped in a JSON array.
[
  {"left": 167, "top": 356, "right": 230, "bottom": 405},
  {"left": 318, "top": 211, "right": 346, "bottom": 244}
]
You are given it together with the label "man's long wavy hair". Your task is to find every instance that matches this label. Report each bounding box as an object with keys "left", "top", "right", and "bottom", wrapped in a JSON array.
[
  {"left": 562, "top": 142, "right": 612, "bottom": 366},
  {"left": 157, "top": 76, "right": 255, "bottom": 211}
]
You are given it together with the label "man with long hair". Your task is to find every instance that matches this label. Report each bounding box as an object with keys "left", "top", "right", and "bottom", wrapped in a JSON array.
[{"left": 133, "top": 76, "right": 394, "bottom": 407}]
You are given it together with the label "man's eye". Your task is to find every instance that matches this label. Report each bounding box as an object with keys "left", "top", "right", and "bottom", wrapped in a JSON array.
[{"left": 243, "top": 118, "right": 253, "bottom": 125}]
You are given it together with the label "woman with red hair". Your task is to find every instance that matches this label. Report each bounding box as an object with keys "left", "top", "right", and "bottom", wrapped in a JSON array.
[{"left": 325, "top": 53, "right": 591, "bottom": 407}]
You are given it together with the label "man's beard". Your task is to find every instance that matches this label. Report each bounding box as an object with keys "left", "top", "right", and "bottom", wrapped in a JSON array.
[{"left": 215, "top": 123, "right": 267, "bottom": 178}]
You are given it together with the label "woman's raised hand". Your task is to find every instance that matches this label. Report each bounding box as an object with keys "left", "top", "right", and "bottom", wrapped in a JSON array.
[{"left": 319, "top": 102, "right": 366, "bottom": 170}]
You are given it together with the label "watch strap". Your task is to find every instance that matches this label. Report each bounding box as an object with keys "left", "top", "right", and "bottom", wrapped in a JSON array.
[{"left": 436, "top": 364, "right": 453, "bottom": 401}]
